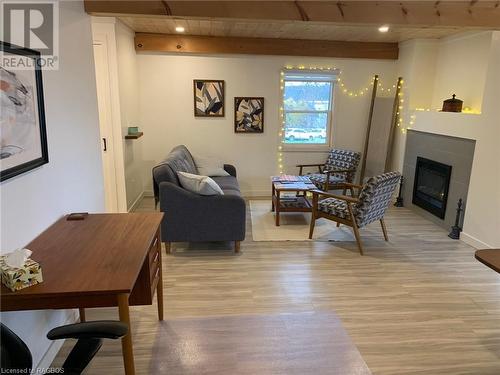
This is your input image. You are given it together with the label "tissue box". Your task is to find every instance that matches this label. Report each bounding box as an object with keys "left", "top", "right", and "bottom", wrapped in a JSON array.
[{"left": 0, "top": 256, "right": 43, "bottom": 292}]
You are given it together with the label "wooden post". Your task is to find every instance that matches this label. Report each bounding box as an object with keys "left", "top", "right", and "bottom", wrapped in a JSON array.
[
  {"left": 359, "top": 75, "right": 379, "bottom": 184},
  {"left": 384, "top": 77, "right": 403, "bottom": 172}
]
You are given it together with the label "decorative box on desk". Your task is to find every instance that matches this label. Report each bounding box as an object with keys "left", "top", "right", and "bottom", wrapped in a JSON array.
[{"left": 0, "top": 256, "right": 43, "bottom": 292}]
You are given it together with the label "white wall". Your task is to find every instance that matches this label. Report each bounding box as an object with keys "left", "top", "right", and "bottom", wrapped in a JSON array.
[
  {"left": 137, "top": 53, "right": 396, "bottom": 195},
  {"left": 115, "top": 21, "right": 144, "bottom": 209},
  {"left": 394, "top": 31, "right": 500, "bottom": 248},
  {"left": 431, "top": 32, "right": 491, "bottom": 112},
  {"left": 0, "top": 1, "right": 104, "bottom": 367}
]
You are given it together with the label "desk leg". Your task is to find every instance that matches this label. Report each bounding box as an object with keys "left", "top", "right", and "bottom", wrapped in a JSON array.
[
  {"left": 78, "top": 308, "right": 86, "bottom": 322},
  {"left": 157, "top": 247, "right": 164, "bottom": 321},
  {"left": 118, "top": 293, "right": 135, "bottom": 375}
]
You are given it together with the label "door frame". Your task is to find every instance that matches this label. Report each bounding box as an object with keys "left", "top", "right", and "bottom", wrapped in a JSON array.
[{"left": 91, "top": 17, "right": 127, "bottom": 212}]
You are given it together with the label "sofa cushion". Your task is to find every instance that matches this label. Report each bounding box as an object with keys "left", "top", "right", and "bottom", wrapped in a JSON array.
[
  {"left": 193, "top": 155, "right": 230, "bottom": 177},
  {"left": 211, "top": 176, "right": 240, "bottom": 191},
  {"left": 178, "top": 172, "right": 224, "bottom": 196},
  {"left": 221, "top": 189, "right": 242, "bottom": 197}
]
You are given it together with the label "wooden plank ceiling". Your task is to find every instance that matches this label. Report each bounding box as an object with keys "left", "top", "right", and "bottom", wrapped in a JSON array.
[{"left": 85, "top": 1, "right": 500, "bottom": 58}]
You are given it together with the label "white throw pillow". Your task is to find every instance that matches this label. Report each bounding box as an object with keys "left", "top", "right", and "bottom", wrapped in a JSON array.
[
  {"left": 178, "top": 172, "right": 224, "bottom": 196},
  {"left": 193, "top": 155, "right": 229, "bottom": 177}
]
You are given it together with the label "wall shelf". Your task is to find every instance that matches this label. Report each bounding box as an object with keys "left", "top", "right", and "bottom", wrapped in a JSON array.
[{"left": 125, "top": 132, "right": 143, "bottom": 140}]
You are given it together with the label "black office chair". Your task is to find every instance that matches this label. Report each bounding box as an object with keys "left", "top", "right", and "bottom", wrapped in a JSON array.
[{"left": 1, "top": 320, "right": 128, "bottom": 374}]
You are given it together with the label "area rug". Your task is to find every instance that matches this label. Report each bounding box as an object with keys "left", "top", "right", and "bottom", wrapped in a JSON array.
[
  {"left": 146, "top": 312, "right": 372, "bottom": 375},
  {"left": 249, "top": 199, "right": 356, "bottom": 242}
]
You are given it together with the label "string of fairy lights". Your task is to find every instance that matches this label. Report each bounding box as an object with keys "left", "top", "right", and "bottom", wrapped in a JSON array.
[
  {"left": 276, "top": 66, "right": 481, "bottom": 174},
  {"left": 277, "top": 66, "right": 407, "bottom": 175}
]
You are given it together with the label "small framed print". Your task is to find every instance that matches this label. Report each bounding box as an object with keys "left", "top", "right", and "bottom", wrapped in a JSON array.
[
  {"left": 234, "top": 97, "right": 264, "bottom": 133},
  {"left": 193, "top": 79, "right": 225, "bottom": 117}
]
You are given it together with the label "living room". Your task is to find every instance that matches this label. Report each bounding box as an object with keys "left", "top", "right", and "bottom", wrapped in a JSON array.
[{"left": 1, "top": 1, "right": 500, "bottom": 374}]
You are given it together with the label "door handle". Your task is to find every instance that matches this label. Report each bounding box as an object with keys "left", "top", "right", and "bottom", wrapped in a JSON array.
[{"left": 102, "top": 137, "right": 107, "bottom": 152}]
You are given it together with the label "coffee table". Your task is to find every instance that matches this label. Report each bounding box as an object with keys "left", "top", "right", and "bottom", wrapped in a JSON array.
[{"left": 271, "top": 176, "right": 317, "bottom": 226}]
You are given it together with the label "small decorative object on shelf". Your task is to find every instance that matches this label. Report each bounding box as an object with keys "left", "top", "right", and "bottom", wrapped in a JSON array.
[
  {"left": 128, "top": 126, "right": 139, "bottom": 134},
  {"left": 394, "top": 176, "right": 404, "bottom": 207},
  {"left": 442, "top": 94, "right": 463, "bottom": 113},
  {"left": 448, "top": 198, "right": 464, "bottom": 240}
]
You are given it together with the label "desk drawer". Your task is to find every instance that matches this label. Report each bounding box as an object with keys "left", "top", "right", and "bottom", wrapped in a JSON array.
[
  {"left": 150, "top": 266, "right": 160, "bottom": 296},
  {"left": 149, "top": 248, "right": 160, "bottom": 282},
  {"left": 148, "top": 235, "right": 159, "bottom": 261}
]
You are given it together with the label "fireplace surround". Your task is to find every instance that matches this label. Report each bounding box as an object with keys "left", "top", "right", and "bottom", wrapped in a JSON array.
[
  {"left": 402, "top": 130, "right": 475, "bottom": 230},
  {"left": 412, "top": 157, "right": 452, "bottom": 219}
]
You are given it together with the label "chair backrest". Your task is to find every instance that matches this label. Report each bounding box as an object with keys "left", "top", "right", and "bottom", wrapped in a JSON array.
[
  {"left": 152, "top": 145, "right": 198, "bottom": 204},
  {"left": 324, "top": 149, "right": 361, "bottom": 183},
  {"left": 1, "top": 323, "right": 33, "bottom": 372},
  {"left": 354, "top": 171, "right": 401, "bottom": 227}
]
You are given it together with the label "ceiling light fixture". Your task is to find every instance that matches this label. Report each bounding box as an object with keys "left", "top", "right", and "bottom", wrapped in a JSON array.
[
  {"left": 378, "top": 25, "right": 390, "bottom": 33},
  {"left": 175, "top": 26, "right": 185, "bottom": 33}
]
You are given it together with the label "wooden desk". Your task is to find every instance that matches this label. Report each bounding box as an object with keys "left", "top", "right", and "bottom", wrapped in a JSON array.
[
  {"left": 0, "top": 213, "right": 164, "bottom": 375},
  {"left": 475, "top": 249, "right": 500, "bottom": 274}
]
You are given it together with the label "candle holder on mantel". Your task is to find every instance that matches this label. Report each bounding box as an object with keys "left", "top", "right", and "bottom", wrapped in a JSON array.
[
  {"left": 448, "top": 198, "right": 464, "bottom": 240},
  {"left": 394, "top": 176, "right": 404, "bottom": 207}
]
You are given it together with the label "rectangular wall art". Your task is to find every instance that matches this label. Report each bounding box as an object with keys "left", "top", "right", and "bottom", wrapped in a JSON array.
[
  {"left": 193, "top": 79, "right": 225, "bottom": 117},
  {"left": 234, "top": 97, "right": 264, "bottom": 133},
  {"left": 0, "top": 42, "right": 48, "bottom": 182}
]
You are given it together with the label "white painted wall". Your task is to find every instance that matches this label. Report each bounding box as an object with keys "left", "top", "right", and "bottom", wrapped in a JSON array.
[
  {"left": 114, "top": 21, "right": 144, "bottom": 209},
  {"left": 393, "top": 31, "right": 500, "bottom": 248},
  {"left": 136, "top": 53, "right": 397, "bottom": 195},
  {"left": 0, "top": 1, "right": 104, "bottom": 367},
  {"left": 431, "top": 32, "right": 491, "bottom": 112}
]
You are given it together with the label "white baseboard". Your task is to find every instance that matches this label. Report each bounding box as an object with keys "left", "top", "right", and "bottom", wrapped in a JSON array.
[
  {"left": 461, "top": 232, "right": 493, "bottom": 249},
  {"left": 128, "top": 191, "right": 145, "bottom": 212},
  {"left": 36, "top": 310, "right": 79, "bottom": 370},
  {"left": 143, "top": 190, "right": 154, "bottom": 197}
]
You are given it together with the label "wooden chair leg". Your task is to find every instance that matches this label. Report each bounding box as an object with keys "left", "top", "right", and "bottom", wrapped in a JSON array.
[
  {"left": 351, "top": 223, "right": 364, "bottom": 256},
  {"left": 347, "top": 203, "right": 364, "bottom": 255},
  {"left": 234, "top": 241, "right": 241, "bottom": 253},
  {"left": 164, "top": 242, "right": 171, "bottom": 254},
  {"left": 336, "top": 221, "right": 341, "bottom": 227},
  {"left": 380, "top": 219, "right": 389, "bottom": 241}
]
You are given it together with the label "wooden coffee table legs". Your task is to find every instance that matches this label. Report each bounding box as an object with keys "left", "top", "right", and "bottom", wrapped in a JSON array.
[
  {"left": 275, "top": 190, "right": 281, "bottom": 226},
  {"left": 118, "top": 293, "right": 135, "bottom": 375}
]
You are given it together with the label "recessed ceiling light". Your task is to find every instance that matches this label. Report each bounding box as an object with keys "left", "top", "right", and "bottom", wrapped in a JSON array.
[
  {"left": 378, "top": 25, "right": 390, "bottom": 33},
  {"left": 175, "top": 26, "right": 185, "bottom": 33}
]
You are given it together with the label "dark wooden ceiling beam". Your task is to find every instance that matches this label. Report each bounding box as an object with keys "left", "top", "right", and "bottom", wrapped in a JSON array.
[
  {"left": 85, "top": 1, "right": 500, "bottom": 28},
  {"left": 134, "top": 33, "right": 399, "bottom": 59}
]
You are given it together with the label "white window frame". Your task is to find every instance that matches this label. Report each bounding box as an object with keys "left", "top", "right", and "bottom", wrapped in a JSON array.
[{"left": 281, "top": 70, "right": 337, "bottom": 152}]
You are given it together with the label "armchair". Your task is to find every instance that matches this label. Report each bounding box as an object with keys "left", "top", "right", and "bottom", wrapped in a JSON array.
[
  {"left": 1, "top": 321, "right": 127, "bottom": 374},
  {"left": 297, "top": 148, "right": 361, "bottom": 192},
  {"left": 308, "top": 172, "right": 401, "bottom": 255}
]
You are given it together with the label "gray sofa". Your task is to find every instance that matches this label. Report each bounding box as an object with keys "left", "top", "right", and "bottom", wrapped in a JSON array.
[{"left": 152, "top": 145, "right": 246, "bottom": 253}]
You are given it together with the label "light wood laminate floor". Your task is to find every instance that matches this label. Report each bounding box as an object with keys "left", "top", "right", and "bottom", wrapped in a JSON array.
[{"left": 53, "top": 197, "right": 500, "bottom": 374}]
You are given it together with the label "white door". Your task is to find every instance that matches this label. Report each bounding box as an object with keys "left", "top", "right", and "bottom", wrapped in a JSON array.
[{"left": 93, "top": 41, "right": 119, "bottom": 212}]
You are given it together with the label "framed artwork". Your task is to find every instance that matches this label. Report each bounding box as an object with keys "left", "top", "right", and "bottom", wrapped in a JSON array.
[
  {"left": 234, "top": 97, "right": 264, "bottom": 133},
  {"left": 1, "top": 41, "right": 48, "bottom": 182},
  {"left": 193, "top": 79, "right": 225, "bottom": 117}
]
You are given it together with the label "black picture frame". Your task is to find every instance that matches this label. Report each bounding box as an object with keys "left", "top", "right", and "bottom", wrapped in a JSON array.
[
  {"left": 234, "top": 97, "right": 264, "bottom": 133},
  {"left": 193, "top": 79, "right": 225, "bottom": 117},
  {"left": 0, "top": 41, "right": 48, "bottom": 182}
]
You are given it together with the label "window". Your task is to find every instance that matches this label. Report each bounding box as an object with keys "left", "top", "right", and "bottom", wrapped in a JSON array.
[{"left": 282, "top": 71, "right": 335, "bottom": 146}]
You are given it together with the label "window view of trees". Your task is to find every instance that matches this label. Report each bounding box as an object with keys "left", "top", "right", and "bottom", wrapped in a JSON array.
[{"left": 283, "top": 80, "right": 333, "bottom": 144}]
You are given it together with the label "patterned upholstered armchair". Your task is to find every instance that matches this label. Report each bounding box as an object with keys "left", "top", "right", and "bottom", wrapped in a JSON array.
[
  {"left": 308, "top": 172, "right": 401, "bottom": 255},
  {"left": 297, "top": 149, "right": 361, "bottom": 192}
]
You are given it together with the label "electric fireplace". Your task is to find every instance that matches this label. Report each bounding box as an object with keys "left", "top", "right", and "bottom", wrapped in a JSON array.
[{"left": 412, "top": 157, "right": 452, "bottom": 219}]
